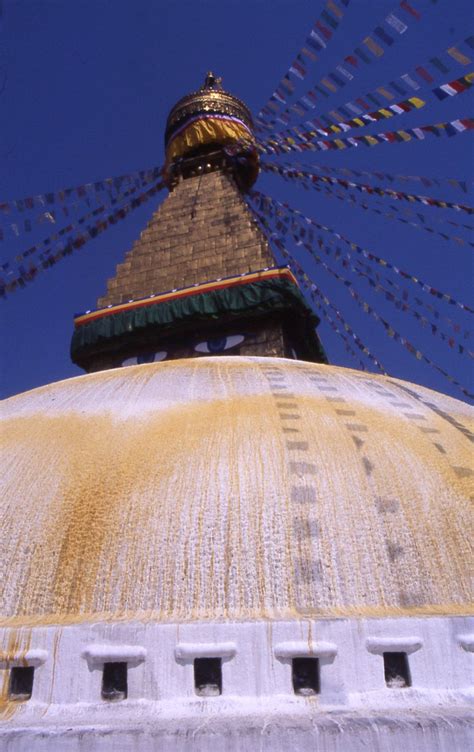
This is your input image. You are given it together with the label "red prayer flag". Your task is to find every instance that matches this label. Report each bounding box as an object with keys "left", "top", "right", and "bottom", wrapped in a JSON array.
[
  {"left": 415, "top": 66, "right": 433, "bottom": 83},
  {"left": 315, "top": 21, "right": 332, "bottom": 40},
  {"left": 400, "top": 1, "right": 421, "bottom": 20},
  {"left": 450, "top": 80, "right": 466, "bottom": 93}
]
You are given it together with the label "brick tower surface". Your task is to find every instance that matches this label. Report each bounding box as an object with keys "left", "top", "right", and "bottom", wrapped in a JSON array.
[
  {"left": 71, "top": 74, "right": 326, "bottom": 372},
  {"left": 97, "top": 169, "right": 274, "bottom": 307}
]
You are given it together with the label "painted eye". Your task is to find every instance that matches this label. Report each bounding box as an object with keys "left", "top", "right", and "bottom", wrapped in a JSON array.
[
  {"left": 122, "top": 351, "right": 167, "bottom": 367},
  {"left": 194, "top": 335, "right": 245, "bottom": 354},
  {"left": 122, "top": 356, "right": 138, "bottom": 367}
]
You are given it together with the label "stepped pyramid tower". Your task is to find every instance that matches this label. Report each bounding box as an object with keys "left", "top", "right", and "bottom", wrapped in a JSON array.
[
  {"left": 0, "top": 75, "right": 472, "bottom": 751},
  {"left": 71, "top": 72, "right": 326, "bottom": 373}
]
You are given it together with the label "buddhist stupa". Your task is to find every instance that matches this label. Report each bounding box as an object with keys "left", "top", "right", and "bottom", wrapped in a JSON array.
[{"left": 1, "top": 75, "right": 472, "bottom": 751}]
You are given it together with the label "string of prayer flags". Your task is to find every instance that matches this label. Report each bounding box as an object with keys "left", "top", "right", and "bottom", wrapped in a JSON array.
[
  {"left": 276, "top": 195, "right": 471, "bottom": 342},
  {"left": 263, "top": 158, "right": 472, "bottom": 194},
  {"left": 302, "top": 283, "right": 373, "bottom": 372},
  {"left": 258, "top": 117, "right": 474, "bottom": 157},
  {"left": 432, "top": 71, "right": 474, "bottom": 99},
  {"left": 289, "top": 259, "right": 380, "bottom": 373},
  {"left": 266, "top": 161, "right": 474, "bottom": 235},
  {"left": 267, "top": 220, "right": 388, "bottom": 374},
  {"left": 351, "top": 255, "right": 471, "bottom": 342},
  {"left": 259, "top": 205, "right": 473, "bottom": 398},
  {"left": 260, "top": 72, "right": 474, "bottom": 149},
  {"left": 0, "top": 166, "right": 162, "bottom": 234},
  {"left": 0, "top": 171, "right": 161, "bottom": 274},
  {"left": 349, "top": 261, "right": 471, "bottom": 356},
  {"left": 277, "top": 204, "right": 471, "bottom": 355},
  {"left": 257, "top": 0, "right": 425, "bottom": 129},
  {"left": 261, "top": 162, "right": 474, "bottom": 247},
  {"left": 262, "top": 93, "right": 427, "bottom": 145},
  {"left": 251, "top": 190, "right": 473, "bottom": 315},
  {"left": 256, "top": 0, "right": 350, "bottom": 121},
  {"left": 261, "top": 161, "right": 474, "bottom": 216},
  {"left": 257, "top": 33, "right": 474, "bottom": 133},
  {"left": 250, "top": 205, "right": 385, "bottom": 372},
  {"left": 0, "top": 181, "right": 165, "bottom": 298}
]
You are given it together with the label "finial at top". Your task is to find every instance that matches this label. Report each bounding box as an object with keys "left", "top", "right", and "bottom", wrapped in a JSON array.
[{"left": 203, "top": 71, "right": 223, "bottom": 90}]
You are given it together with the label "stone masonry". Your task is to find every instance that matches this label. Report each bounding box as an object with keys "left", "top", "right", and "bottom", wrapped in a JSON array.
[{"left": 97, "top": 169, "right": 275, "bottom": 308}]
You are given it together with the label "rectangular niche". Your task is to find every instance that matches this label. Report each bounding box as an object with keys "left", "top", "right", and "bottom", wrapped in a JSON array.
[
  {"left": 102, "top": 662, "right": 128, "bottom": 700},
  {"left": 292, "top": 657, "right": 320, "bottom": 696},
  {"left": 9, "top": 666, "right": 34, "bottom": 701},
  {"left": 383, "top": 652, "right": 411, "bottom": 688},
  {"left": 194, "top": 657, "right": 222, "bottom": 697}
]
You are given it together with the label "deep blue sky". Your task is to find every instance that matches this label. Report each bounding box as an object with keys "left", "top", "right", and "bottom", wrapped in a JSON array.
[{"left": 1, "top": 0, "right": 473, "bottom": 401}]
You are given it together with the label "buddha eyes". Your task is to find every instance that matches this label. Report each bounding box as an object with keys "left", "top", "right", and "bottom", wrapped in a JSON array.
[
  {"left": 194, "top": 335, "right": 245, "bottom": 354},
  {"left": 122, "top": 351, "right": 167, "bottom": 367},
  {"left": 120, "top": 335, "right": 244, "bottom": 367}
]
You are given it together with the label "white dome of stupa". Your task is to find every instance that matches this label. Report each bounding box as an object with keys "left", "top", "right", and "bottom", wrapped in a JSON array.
[{"left": 1, "top": 357, "right": 472, "bottom": 750}]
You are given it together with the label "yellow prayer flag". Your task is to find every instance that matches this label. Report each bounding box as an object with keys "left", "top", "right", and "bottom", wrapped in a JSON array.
[
  {"left": 364, "top": 37, "right": 384, "bottom": 57},
  {"left": 333, "top": 139, "right": 346, "bottom": 149},
  {"left": 398, "top": 131, "right": 411, "bottom": 142},
  {"left": 366, "top": 136, "right": 378, "bottom": 145},
  {"left": 409, "top": 97, "right": 425, "bottom": 109},
  {"left": 327, "top": 0, "right": 343, "bottom": 18},
  {"left": 301, "top": 47, "right": 318, "bottom": 62},
  {"left": 321, "top": 78, "right": 337, "bottom": 92},
  {"left": 447, "top": 47, "right": 470, "bottom": 65},
  {"left": 353, "top": 118, "right": 364, "bottom": 126},
  {"left": 377, "top": 87, "right": 394, "bottom": 100},
  {"left": 379, "top": 109, "right": 392, "bottom": 118}
]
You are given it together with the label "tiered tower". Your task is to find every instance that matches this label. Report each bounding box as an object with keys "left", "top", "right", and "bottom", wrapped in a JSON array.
[{"left": 71, "top": 73, "right": 326, "bottom": 372}]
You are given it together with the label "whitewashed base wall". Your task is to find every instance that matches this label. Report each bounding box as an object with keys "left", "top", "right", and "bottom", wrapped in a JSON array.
[{"left": 1, "top": 616, "right": 473, "bottom": 751}]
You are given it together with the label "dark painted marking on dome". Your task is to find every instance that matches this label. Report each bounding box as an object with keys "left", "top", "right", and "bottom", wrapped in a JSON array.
[
  {"left": 452, "top": 466, "right": 473, "bottom": 478},
  {"left": 335, "top": 409, "right": 356, "bottom": 416},
  {"left": 290, "top": 462, "right": 317, "bottom": 476},
  {"left": 291, "top": 487, "right": 317, "bottom": 503},
  {"left": 276, "top": 402, "right": 298, "bottom": 409},
  {"left": 419, "top": 427, "right": 440, "bottom": 434},
  {"left": 326, "top": 396, "right": 346, "bottom": 403},
  {"left": 282, "top": 427, "right": 300, "bottom": 434},
  {"left": 316, "top": 386, "right": 338, "bottom": 392},
  {"left": 293, "top": 518, "right": 319, "bottom": 538},
  {"left": 295, "top": 558, "right": 323, "bottom": 584},
  {"left": 403, "top": 413, "right": 427, "bottom": 420},
  {"left": 346, "top": 424, "right": 368, "bottom": 432},
  {"left": 362, "top": 457, "right": 374, "bottom": 476},
  {"left": 279, "top": 413, "right": 301, "bottom": 420},
  {"left": 389, "top": 402, "right": 413, "bottom": 409},
  {"left": 352, "top": 436, "right": 365, "bottom": 449},
  {"left": 375, "top": 497, "right": 400, "bottom": 514},
  {"left": 387, "top": 543, "right": 405, "bottom": 562},
  {"left": 433, "top": 443, "right": 446, "bottom": 454},
  {"left": 388, "top": 380, "right": 474, "bottom": 443},
  {"left": 287, "top": 441, "right": 309, "bottom": 451},
  {"left": 399, "top": 590, "right": 427, "bottom": 607}
]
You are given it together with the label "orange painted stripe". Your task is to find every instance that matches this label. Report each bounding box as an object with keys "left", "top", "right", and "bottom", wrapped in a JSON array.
[{"left": 74, "top": 268, "right": 297, "bottom": 327}]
